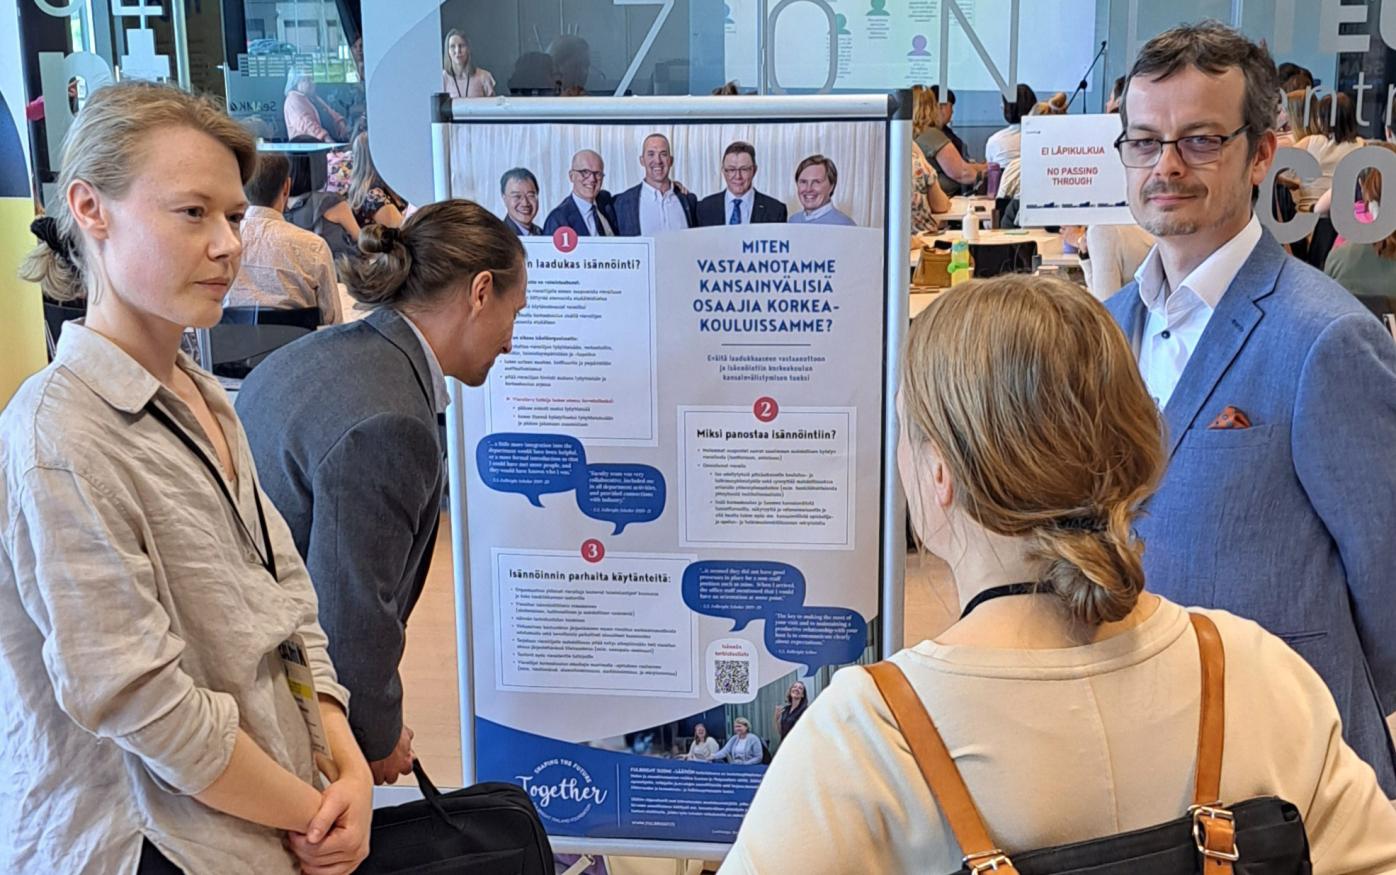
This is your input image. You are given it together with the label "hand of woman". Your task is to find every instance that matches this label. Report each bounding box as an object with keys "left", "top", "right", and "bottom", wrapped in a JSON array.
[{"left": 286, "top": 767, "right": 373, "bottom": 875}]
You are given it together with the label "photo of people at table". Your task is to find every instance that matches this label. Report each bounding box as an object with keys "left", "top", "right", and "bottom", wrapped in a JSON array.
[{"left": 452, "top": 120, "right": 886, "bottom": 234}]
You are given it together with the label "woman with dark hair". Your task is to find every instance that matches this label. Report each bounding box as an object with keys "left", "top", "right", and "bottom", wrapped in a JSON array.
[
  {"left": 1105, "top": 76, "right": 1126, "bottom": 113},
  {"left": 1296, "top": 92, "right": 1364, "bottom": 210},
  {"left": 772, "top": 681, "right": 808, "bottom": 741},
  {"left": 347, "top": 132, "right": 407, "bottom": 229},
  {"left": 723, "top": 275, "right": 1396, "bottom": 871},
  {"left": 236, "top": 201, "right": 527, "bottom": 786},
  {"left": 984, "top": 83, "right": 1037, "bottom": 168}
]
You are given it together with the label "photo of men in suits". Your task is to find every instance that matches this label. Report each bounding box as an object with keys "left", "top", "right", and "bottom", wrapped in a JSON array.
[
  {"left": 696, "top": 141, "right": 788, "bottom": 226},
  {"left": 499, "top": 167, "right": 542, "bottom": 235},
  {"left": 543, "top": 149, "right": 617, "bottom": 236},
  {"left": 788, "top": 154, "right": 856, "bottom": 226},
  {"left": 612, "top": 133, "right": 698, "bottom": 235}
]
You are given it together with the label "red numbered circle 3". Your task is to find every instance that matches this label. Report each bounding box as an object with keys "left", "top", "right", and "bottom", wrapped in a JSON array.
[
  {"left": 753, "top": 396, "right": 779, "bottom": 423},
  {"left": 581, "top": 539, "right": 605, "bottom": 563},
  {"left": 553, "top": 226, "right": 579, "bottom": 253}
]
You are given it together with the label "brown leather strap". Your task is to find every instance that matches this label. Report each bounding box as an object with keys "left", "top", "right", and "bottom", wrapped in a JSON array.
[
  {"left": 1189, "top": 613, "right": 1235, "bottom": 874},
  {"left": 866, "top": 663, "right": 1018, "bottom": 873}
]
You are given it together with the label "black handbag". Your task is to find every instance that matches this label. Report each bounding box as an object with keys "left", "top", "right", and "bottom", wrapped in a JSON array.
[
  {"left": 866, "top": 613, "right": 1312, "bottom": 874},
  {"left": 356, "top": 760, "right": 554, "bottom": 874}
]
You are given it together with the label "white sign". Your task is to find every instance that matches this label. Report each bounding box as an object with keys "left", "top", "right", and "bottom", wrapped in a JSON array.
[{"left": 1019, "top": 113, "right": 1133, "bottom": 227}]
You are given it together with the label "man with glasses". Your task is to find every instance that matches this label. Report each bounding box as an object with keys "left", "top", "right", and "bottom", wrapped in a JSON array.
[
  {"left": 543, "top": 149, "right": 617, "bottom": 237},
  {"left": 613, "top": 132, "right": 698, "bottom": 236},
  {"left": 1104, "top": 20, "right": 1396, "bottom": 795},
  {"left": 696, "top": 141, "right": 788, "bottom": 226}
]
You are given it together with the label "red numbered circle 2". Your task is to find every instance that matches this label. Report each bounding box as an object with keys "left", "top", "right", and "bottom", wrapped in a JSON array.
[
  {"left": 753, "top": 396, "right": 779, "bottom": 423},
  {"left": 553, "top": 226, "right": 579, "bottom": 253},
  {"left": 581, "top": 539, "right": 605, "bottom": 563}
]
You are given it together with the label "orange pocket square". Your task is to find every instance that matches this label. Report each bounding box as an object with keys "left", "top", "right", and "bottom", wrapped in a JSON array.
[{"left": 1208, "top": 406, "right": 1251, "bottom": 430}]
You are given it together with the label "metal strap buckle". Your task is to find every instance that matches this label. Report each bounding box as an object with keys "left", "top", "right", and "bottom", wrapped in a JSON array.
[
  {"left": 963, "top": 849, "right": 1014, "bottom": 873},
  {"left": 1189, "top": 804, "right": 1240, "bottom": 862}
]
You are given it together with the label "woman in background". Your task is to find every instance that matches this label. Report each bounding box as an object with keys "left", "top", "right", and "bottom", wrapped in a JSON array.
[
  {"left": 685, "top": 723, "right": 720, "bottom": 761},
  {"left": 347, "top": 132, "right": 407, "bottom": 229},
  {"left": 913, "top": 85, "right": 983, "bottom": 196},
  {"left": 283, "top": 66, "right": 349, "bottom": 143},
  {"left": 1325, "top": 142, "right": 1396, "bottom": 306},
  {"left": 773, "top": 681, "right": 809, "bottom": 742},
  {"left": 1295, "top": 92, "right": 1363, "bottom": 210},
  {"left": 4, "top": 79, "right": 371, "bottom": 875},
  {"left": 442, "top": 29, "right": 496, "bottom": 98},
  {"left": 984, "top": 83, "right": 1037, "bottom": 168},
  {"left": 712, "top": 718, "right": 764, "bottom": 765}
]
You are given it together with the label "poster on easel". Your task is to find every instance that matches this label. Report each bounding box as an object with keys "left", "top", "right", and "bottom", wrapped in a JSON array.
[
  {"left": 1019, "top": 113, "right": 1132, "bottom": 227},
  {"left": 436, "top": 94, "right": 907, "bottom": 854}
]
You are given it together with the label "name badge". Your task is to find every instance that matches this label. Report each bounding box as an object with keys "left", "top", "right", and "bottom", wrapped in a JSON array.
[{"left": 278, "top": 634, "right": 334, "bottom": 777}]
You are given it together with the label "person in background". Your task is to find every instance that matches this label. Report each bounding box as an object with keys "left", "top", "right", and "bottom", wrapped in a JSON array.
[
  {"left": 4, "top": 79, "right": 371, "bottom": 875},
  {"left": 442, "top": 29, "right": 496, "bottom": 98},
  {"left": 1325, "top": 142, "right": 1396, "bottom": 305},
  {"left": 236, "top": 201, "right": 527, "bottom": 786},
  {"left": 712, "top": 718, "right": 764, "bottom": 764},
  {"left": 684, "top": 723, "right": 720, "bottom": 761},
  {"left": 772, "top": 681, "right": 808, "bottom": 742},
  {"left": 984, "top": 83, "right": 1037, "bottom": 168},
  {"left": 1105, "top": 75, "right": 1126, "bottom": 113},
  {"left": 1032, "top": 91, "right": 1069, "bottom": 116},
  {"left": 1108, "top": 20, "right": 1396, "bottom": 792},
  {"left": 1079, "top": 223, "right": 1155, "bottom": 301},
  {"left": 721, "top": 274, "right": 1396, "bottom": 873},
  {"left": 696, "top": 141, "right": 788, "bottom": 226},
  {"left": 508, "top": 52, "right": 559, "bottom": 96},
  {"left": 1278, "top": 61, "right": 1314, "bottom": 93},
  {"left": 787, "top": 154, "right": 855, "bottom": 226},
  {"left": 283, "top": 66, "right": 349, "bottom": 144},
  {"left": 225, "top": 154, "right": 342, "bottom": 324},
  {"left": 929, "top": 85, "right": 968, "bottom": 161},
  {"left": 499, "top": 167, "right": 542, "bottom": 235},
  {"left": 549, "top": 35, "right": 592, "bottom": 94},
  {"left": 543, "top": 149, "right": 617, "bottom": 236},
  {"left": 613, "top": 133, "right": 698, "bottom": 235},
  {"left": 1276, "top": 89, "right": 1321, "bottom": 149},
  {"left": 1294, "top": 93, "right": 1363, "bottom": 210},
  {"left": 910, "top": 145, "right": 951, "bottom": 234},
  {"left": 913, "top": 84, "right": 982, "bottom": 196},
  {"left": 284, "top": 152, "right": 361, "bottom": 262},
  {"left": 347, "top": 132, "right": 407, "bottom": 230}
]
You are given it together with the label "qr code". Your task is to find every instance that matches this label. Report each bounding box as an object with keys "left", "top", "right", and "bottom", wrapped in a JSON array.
[{"left": 714, "top": 660, "right": 750, "bottom": 695}]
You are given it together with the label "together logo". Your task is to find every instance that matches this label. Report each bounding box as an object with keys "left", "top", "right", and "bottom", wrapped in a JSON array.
[{"left": 517, "top": 758, "right": 610, "bottom": 825}]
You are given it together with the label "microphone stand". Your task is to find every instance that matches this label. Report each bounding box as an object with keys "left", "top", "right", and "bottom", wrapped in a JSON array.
[{"left": 1067, "top": 41, "right": 1108, "bottom": 112}]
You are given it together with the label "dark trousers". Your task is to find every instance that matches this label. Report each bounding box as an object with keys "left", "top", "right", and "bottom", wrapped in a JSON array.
[{"left": 137, "top": 839, "right": 183, "bottom": 874}]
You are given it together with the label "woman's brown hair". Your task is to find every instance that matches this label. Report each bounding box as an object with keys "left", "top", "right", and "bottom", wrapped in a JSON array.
[
  {"left": 900, "top": 275, "right": 1166, "bottom": 625},
  {"left": 341, "top": 198, "right": 525, "bottom": 311},
  {"left": 19, "top": 80, "right": 256, "bottom": 302}
]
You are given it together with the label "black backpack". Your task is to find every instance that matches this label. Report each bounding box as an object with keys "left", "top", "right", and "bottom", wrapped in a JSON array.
[
  {"left": 866, "top": 613, "right": 1311, "bottom": 874},
  {"left": 356, "top": 760, "right": 554, "bottom": 874}
]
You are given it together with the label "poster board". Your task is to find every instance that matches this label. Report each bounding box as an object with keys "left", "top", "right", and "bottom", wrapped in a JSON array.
[
  {"left": 433, "top": 93, "right": 909, "bottom": 859},
  {"left": 1019, "top": 113, "right": 1132, "bottom": 227}
]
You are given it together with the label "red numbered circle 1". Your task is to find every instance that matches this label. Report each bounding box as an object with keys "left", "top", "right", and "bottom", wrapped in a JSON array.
[
  {"left": 581, "top": 539, "right": 605, "bottom": 563},
  {"left": 753, "top": 396, "right": 779, "bottom": 423},
  {"left": 553, "top": 226, "right": 579, "bottom": 253}
]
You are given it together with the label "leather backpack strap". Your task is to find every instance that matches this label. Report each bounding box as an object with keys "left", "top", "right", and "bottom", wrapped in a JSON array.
[
  {"left": 865, "top": 662, "right": 1018, "bottom": 874},
  {"left": 1188, "top": 613, "right": 1237, "bottom": 873}
]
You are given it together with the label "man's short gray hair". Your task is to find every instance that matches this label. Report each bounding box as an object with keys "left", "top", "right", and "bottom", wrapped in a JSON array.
[{"left": 1122, "top": 20, "right": 1279, "bottom": 151}]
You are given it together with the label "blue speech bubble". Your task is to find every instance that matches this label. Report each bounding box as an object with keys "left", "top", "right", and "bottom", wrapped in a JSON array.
[
  {"left": 476, "top": 433, "right": 587, "bottom": 508},
  {"left": 577, "top": 464, "right": 666, "bottom": 535},
  {"left": 765, "top": 606, "right": 868, "bottom": 676},
  {"left": 682, "top": 561, "right": 806, "bottom": 632}
]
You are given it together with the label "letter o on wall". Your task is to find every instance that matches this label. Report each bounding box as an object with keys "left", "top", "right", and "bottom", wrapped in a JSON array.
[
  {"left": 1258, "top": 146, "right": 1319, "bottom": 245},
  {"left": 1331, "top": 145, "right": 1396, "bottom": 246}
]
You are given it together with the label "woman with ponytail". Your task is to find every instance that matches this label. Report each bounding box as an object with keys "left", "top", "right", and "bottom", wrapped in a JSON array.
[
  {"left": 725, "top": 275, "right": 1396, "bottom": 872},
  {"left": 236, "top": 199, "right": 526, "bottom": 787}
]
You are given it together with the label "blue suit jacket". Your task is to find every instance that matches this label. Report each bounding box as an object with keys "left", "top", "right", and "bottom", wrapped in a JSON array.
[
  {"left": 542, "top": 192, "right": 616, "bottom": 237},
  {"left": 1105, "top": 231, "right": 1396, "bottom": 794},
  {"left": 611, "top": 182, "right": 698, "bottom": 236}
]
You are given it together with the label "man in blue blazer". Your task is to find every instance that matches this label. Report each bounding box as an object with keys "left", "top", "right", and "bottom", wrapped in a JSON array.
[
  {"left": 1107, "top": 21, "right": 1396, "bottom": 793},
  {"left": 696, "top": 141, "right": 788, "bottom": 226},
  {"left": 542, "top": 148, "right": 617, "bottom": 237},
  {"left": 611, "top": 133, "right": 698, "bottom": 235}
]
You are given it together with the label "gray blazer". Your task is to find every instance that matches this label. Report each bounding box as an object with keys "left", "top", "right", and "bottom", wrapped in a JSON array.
[
  {"left": 1106, "top": 231, "right": 1396, "bottom": 795},
  {"left": 235, "top": 308, "right": 444, "bottom": 760}
]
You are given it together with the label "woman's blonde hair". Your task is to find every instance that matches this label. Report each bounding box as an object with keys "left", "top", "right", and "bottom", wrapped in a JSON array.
[
  {"left": 900, "top": 275, "right": 1166, "bottom": 626},
  {"left": 19, "top": 80, "right": 256, "bottom": 302},
  {"left": 443, "top": 28, "right": 475, "bottom": 78},
  {"left": 911, "top": 84, "right": 941, "bottom": 138},
  {"left": 1284, "top": 89, "right": 1321, "bottom": 139}
]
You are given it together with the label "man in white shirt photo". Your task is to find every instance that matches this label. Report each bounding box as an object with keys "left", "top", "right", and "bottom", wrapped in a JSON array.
[{"left": 612, "top": 132, "right": 698, "bottom": 236}]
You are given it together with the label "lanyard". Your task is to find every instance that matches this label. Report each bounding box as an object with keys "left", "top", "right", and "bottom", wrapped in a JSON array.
[
  {"left": 959, "top": 582, "right": 1040, "bottom": 620},
  {"left": 144, "top": 403, "right": 278, "bottom": 581}
]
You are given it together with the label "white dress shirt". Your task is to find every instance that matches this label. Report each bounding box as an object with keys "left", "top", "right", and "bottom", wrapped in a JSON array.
[
  {"left": 638, "top": 180, "right": 690, "bottom": 234},
  {"left": 723, "top": 189, "right": 755, "bottom": 225},
  {"left": 571, "top": 193, "right": 612, "bottom": 236},
  {"left": 400, "top": 313, "right": 450, "bottom": 414},
  {"left": 225, "top": 205, "right": 342, "bottom": 323},
  {"left": 1133, "top": 214, "right": 1262, "bottom": 408}
]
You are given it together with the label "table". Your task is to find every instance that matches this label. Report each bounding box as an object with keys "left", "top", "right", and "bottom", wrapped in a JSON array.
[
  {"left": 910, "top": 229, "right": 1075, "bottom": 265},
  {"left": 933, "top": 195, "right": 996, "bottom": 224}
]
